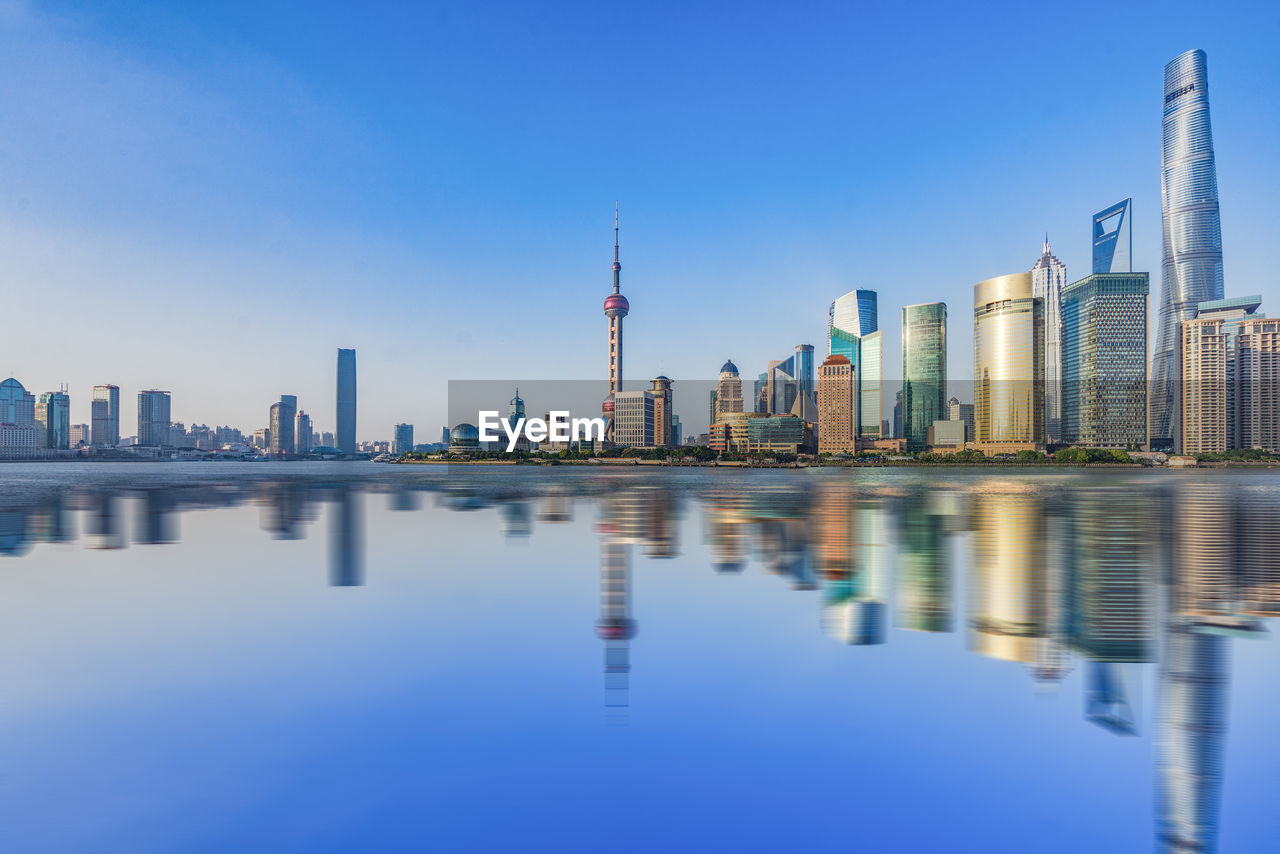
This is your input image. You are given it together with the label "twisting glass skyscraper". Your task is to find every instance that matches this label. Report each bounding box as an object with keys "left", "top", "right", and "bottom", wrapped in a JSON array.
[{"left": 1150, "top": 49, "right": 1225, "bottom": 449}]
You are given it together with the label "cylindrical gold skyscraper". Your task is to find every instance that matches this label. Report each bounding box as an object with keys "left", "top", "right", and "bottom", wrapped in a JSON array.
[{"left": 973, "top": 272, "right": 1044, "bottom": 445}]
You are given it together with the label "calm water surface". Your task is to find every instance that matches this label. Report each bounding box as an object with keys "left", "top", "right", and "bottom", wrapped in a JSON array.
[{"left": 1, "top": 462, "right": 1277, "bottom": 852}]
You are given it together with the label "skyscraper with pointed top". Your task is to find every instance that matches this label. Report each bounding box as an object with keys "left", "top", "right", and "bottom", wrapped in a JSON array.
[
  {"left": 602, "top": 206, "right": 630, "bottom": 444},
  {"left": 1032, "top": 237, "right": 1066, "bottom": 442}
]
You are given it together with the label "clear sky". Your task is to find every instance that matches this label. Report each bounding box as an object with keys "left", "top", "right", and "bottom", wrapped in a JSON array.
[{"left": 1, "top": 0, "right": 1277, "bottom": 440}]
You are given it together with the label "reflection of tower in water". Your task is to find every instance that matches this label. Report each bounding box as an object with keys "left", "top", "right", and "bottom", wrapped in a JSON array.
[
  {"left": 84, "top": 492, "right": 124, "bottom": 550},
  {"left": 329, "top": 486, "right": 364, "bottom": 587},
  {"left": 969, "top": 485, "right": 1071, "bottom": 684},
  {"left": 816, "top": 482, "right": 888, "bottom": 645},
  {"left": 1064, "top": 487, "right": 1153, "bottom": 735},
  {"left": 896, "top": 490, "right": 952, "bottom": 633}
]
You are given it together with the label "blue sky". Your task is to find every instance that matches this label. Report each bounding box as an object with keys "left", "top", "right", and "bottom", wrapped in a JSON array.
[{"left": 1, "top": 0, "right": 1278, "bottom": 439}]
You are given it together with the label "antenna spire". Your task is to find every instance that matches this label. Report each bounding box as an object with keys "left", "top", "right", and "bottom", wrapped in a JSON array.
[{"left": 614, "top": 202, "right": 619, "bottom": 263}]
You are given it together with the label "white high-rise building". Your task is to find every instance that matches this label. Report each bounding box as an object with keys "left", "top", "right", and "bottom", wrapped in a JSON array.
[{"left": 1031, "top": 239, "right": 1067, "bottom": 442}]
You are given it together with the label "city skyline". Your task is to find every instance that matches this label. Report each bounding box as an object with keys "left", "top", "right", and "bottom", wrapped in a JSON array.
[{"left": 1, "top": 5, "right": 1277, "bottom": 436}]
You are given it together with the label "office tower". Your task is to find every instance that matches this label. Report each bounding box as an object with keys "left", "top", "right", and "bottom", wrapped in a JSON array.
[
  {"left": 1093, "top": 198, "right": 1133, "bottom": 274},
  {"left": 35, "top": 390, "right": 71, "bottom": 450},
  {"left": 859, "top": 331, "right": 882, "bottom": 437},
  {"left": 601, "top": 208, "right": 630, "bottom": 443},
  {"left": 1151, "top": 50, "right": 1226, "bottom": 450},
  {"left": 650, "top": 376, "right": 673, "bottom": 447},
  {"left": 337, "top": 348, "right": 357, "bottom": 454},
  {"left": 613, "top": 391, "right": 655, "bottom": 447},
  {"left": 323, "top": 430, "right": 336, "bottom": 447},
  {"left": 252, "top": 428, "right": 269, "bottom": 449},
  {"left": 948, "top": 396, "right": 975, "bottom": 442},
  {"left": 1060, "top": 273, "right": 1149, "bottom": 448},
  {"left": 902, "top": 302, "right": 947, "bottom": 451},
  {"left": 296, "top": 412, "right": 314, "bottom": 454},
  {"left": 439, "top": 427, "right": 449, "bottom": 445},
  {"left": 91, "top": 384, "right": 120, "bottom": 447},
  {"left": 974, "top": 273, "right": 1044, "bottom": 446},
  {"left": 892, "top": 390, "right": 903, "bottom": 439},
  {"left": 137, "top": 390, "right": 171, "bottom": 446},
  {"left": 829, "top": 289, "right": 878, "bottom": 437},
  {"left": 1031, "top": 239, "right": 1067, "bottom": 442},
  {"left": 670, "top": 414, "right": 682, "bottom": 446},
  {"left": 708, "top": 389, "right": 717, "bottom": 428},
  {"left": 0, "top": 377, "right": 38, "bottom": 457},
  {"left": 753, "top": 372, "right": 768, "bottom": 413},
  {"left": 69, "top": 424, "right": 89, "bottom": 447},
  {"left": 794, "top": 344, "right": 814, "bottom": 403},
  {"left": 270, "top": 395, "right": 297, "bottom": 455},
  {"left": 714, "top": 360, "right": 743, "bottom": 421},
  {"left": 817, "top": 355, "right": 856, "bottom": 453},
  {"left": 390, "top": 422, "right": 412, "bottom": 455},
  {"left": 1236, "top": 318, "right": 1280, "bottom": 452}
]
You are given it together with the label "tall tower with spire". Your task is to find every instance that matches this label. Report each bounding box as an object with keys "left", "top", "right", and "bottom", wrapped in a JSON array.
[
  {"left": 1031, "top": 235, "right": 1066, "bottom": 443},
  {"left": 602, "top": 206, "right": 630, "bottom": 443}
]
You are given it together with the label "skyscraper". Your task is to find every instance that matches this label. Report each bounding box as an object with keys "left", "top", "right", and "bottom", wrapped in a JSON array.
[
  {"left": 650, "top": 376, "right": 673, "bottom": 447},
  {"left": 35, "top": 390, "right": 71, "bottom": 450},
  {"left": 828, "top": 288, "right": 879, "bottom": 437},
  {"left": 1151, "top": 49, "right": 1225, "bottom": 450},
  {"left": 1177, "top": 296, "right": 1264, "bottom": 453},
  {"left": 602, "top": 207, "right": 630, "bottom": 444},
  {"left": 392, "top": 422, "right": 413, "bottom": 455},
  {"left": 337, "top": 348, "right": 357, "bottom": 454},
  {"left": 714, "top": 360, "right": 743, "bottom": 422},
  {"left": 0, "top": 377, "right": 37, "bottom": 457},
  {"left": 817, "top": 354, "right": 856, "bottom": 454},
  {"left": 137, "top": 390, "right": 171, "bottom": 446},
  {"left": 902, "top": 302, "right": 947, "bottom": 451},
  {"left": 613, "top": 391, "right": 655, "bottom": 447},
  {"left": 1060, "top": 273, "right": 1149, "bottom": 448},
  {"left": 1236, "top": 318, "right": 1280, "bottom": 453},
  {"left": 1031, "top": 240, "right": 1067, "bottom": 442},
  {"left": 296, "top": 411, "right": 314, "bottom": 455},
  {"left": 974, "top": 273, "right": 1044, "bottom": 446},
  {"left": 270, "top": 395, "right": 297, "bottom": 455},
  {"left": 91, "top": 384, "right": 120, "bottom": 448},
  {"left": 1093, "top": 198, "right": 1133, "bottom": 274}
]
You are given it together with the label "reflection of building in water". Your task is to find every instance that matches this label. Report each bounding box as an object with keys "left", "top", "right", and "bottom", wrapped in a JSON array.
[
  {"left": 1064, "top": 488, "right": 1153, "bottom": 734},
  {"left": 1238, "top": 487, "right": 1280, "bottom": 618},
  {"left": 388, "top": 487, "right": 420, "bottom": 512},
  {"left": 135, "top": 490, "right": 177, "bottom": 545},
  {"left": 329, "top": 487, "right": 364, "bottom": 587},
  {"left": 536, "top": 487, "right": 573, "bottom": 524},
  {"left": 0, "top": 509, "right": 32, "bottom": 556},
  {"left": 84, "top": 492, "right": 125, "bottom": 550},
  {"left": 595, "top": 496, "right": 638, "bottom": 722},
  {"left": 895, "top": 490, "right": 952, "bottom": 633},
  {"left": 500, "top": 501, "right": 533, "bottom": 539},
  {"left": 969, "top": 485, "right": 1070, "bottom": 683},
  {"left": 260, "top": 483, "right": 311, "bottom": 540},
  {"left": 30, "top": 495, "right": 73, "bottom": 544},
  {"left": 818, "top": 484, "right": 888, "bottom": 645},
  {"left": 703, "top": 490, "right": 752, "bottom": 573},
  {"left": 751, "top": 487, "right": 813, "bottom": 589}
]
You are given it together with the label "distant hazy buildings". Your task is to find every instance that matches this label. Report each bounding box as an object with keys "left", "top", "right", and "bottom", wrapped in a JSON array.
[
  {"left": 69, "top": 423, "right": 89, "bottom": 447},
  {"left": 817, "top": 354, "right": 856, "bottom": 454},
  {"left": 974, "top": 273, "right": 1044, "bottom": 447},
  {"left": 337, "top": 348, "right": 357, "bottom": 454},
  {"left": 137, "top": 390, "right": 171, "bottom": 446},
  {"left": 902, "top": 302, "right": 947, "bottom": 451},
  {"left": 948, "top": 396, "right": 975, "bottom": 443},
  {"left": 0, "top": 377, "right": 37, "bottom": 457},
  {"left": 1031, "top": 239, "right": 1067, "bottom": 442},
  {"left": 392, "top": 422, "right": 413, "bottom": 455},
  {"left": 1061, "top": 272, "right": 1149, "bottom": 448},
  {"left": 1151, "top": 49, "right": 1225, "bottom": 450},
  {"left": 91, "top": 384, "right": 120, "bottom": 447}
]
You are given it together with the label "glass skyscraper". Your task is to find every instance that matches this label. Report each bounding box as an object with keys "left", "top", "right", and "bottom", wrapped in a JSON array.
[
  {"left": 137, "top": 390, "right": 171, "bottom": 447},
  {"left": 337, "top": 348, "right": 357, "bottom": 454},
  {"left": 901, "top": 303, "right": 946, "bottom": 451},
  {"left": 1060, "top": 273, "right": 1149, "bottom": 448},
  {"left": 91, "top": 384, "right": 120, "bottom": 448},
  {"left": 1151, "top": 49, "right": 1225, "bottom": 450},
  {"left": 974, "top": 273, "right": 1044, "bottom": 445},
  {"left": 828, "top": 289, "right": 878, "bottom": 437}
]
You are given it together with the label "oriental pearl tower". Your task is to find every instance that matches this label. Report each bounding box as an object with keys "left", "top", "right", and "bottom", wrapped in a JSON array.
[{"left": 602, "top": 205, "right": 629, "bottom": 444}]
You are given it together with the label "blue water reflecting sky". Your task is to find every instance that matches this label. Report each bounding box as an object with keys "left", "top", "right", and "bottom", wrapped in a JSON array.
[{"left": 1, "top": 463, "right": 1277, "bottom": 852}]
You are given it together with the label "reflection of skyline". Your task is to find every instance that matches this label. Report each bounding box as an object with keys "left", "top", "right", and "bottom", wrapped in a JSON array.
[{"left": 4, "top": 471, "right": 1279, "bottom": 852}]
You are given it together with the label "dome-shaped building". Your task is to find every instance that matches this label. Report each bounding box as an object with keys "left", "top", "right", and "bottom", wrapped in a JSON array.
[
  {"left": 719, "top": 360, "right": 739, "bottom": 376},
  {"left": 449, "top": 422, "right": 481, "bottom": 452}
]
